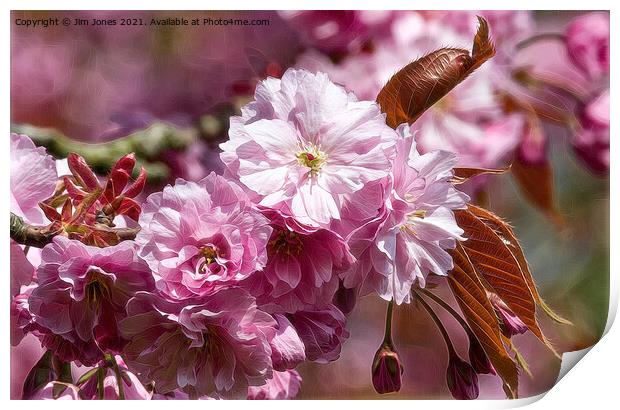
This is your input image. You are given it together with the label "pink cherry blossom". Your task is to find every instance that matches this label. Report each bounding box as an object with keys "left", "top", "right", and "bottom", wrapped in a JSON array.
[
  {"left": 343, "top": 125, "right": 468, "bottom": 304},
  {"left": 161, "top": 140, "right": 224, "bottom": 182},
  {"left": 10, "top": 133, "right": 58, "bottom": 224},
  {"left": 11, "top": 283, "right": 36, "bottom": 346},
  {"left": 136, "top": 172, "right": 272, "bottom": 300},
  {"left": 80, "top": 356, "right": 152, "bottom": 400},
  {"left": 28, "top": 237, "right": 154, "bottom": 365},
  {"left": 278, "top": 11, "right": 395, "bottom": 54},
  {"left": 566, "top": 12, "right": 610, "bottom": 80},
  {"left": 243, "top": 208, "right": 355, "bottom": 313},
  {"left": 152, "top": 390, "right": 219, "bottom": 400},
  {"left": 220, "top": 68, "right": 397, "bottom": 228},
  {"left": 297, "top": 15, "right": 524, "bottom": 173},
  {"left": 269, "top": 314, "right": 306, "bottom": 370},
  {"left": 11, "top": 240, "right": 34, "bottom": 297},
  {"left": 30, "top": 382, "right": 81, "bottom": 400},
  {"left": 247, "top": 370, "right": 302, "bottom": 400},
  {"left": 287, "top": 304, "right": 349, "bottom": 363},
  {"left": 574, "top": 89, "right": 610, "bottom": 174},
  {"left": 119, "top": 288, "right": 282, "bottom": 397}
]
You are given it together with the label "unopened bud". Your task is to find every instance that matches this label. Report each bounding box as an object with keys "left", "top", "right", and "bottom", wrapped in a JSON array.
[
  {"left": 489, "top": 294, "right": 528, "bottom": 337},
  {"left": 468, "top": 335, "right": 495, "bottom": 375},
  {"left": 446, "top": 354, "right": 479, "bottom": 400},
  {"left": 372, "top": 344, "right": 403, "bottom": 394}
]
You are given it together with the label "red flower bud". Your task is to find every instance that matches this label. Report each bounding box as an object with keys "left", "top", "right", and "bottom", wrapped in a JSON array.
[
  {"left": 446, "top": 355, "right": 479, "bottom": 400},
  {"left": 489, "top": 294, "right": 528, "bottom": 337},
  {"left": 372, "top": 344, "right": 403, "bottom": 394},
  {"left": 468, "top": 336, "right": 495, "bottom": 375}
]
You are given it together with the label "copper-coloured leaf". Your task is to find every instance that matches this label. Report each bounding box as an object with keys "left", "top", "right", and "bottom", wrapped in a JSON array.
[
  {"left": 452, "top": 166, "right": 510, "bottom": 184},
  {"left": 506, "top": 338, "right": 533, "bottom": 378},
  {"left": 67, "top": 153, "right": 100, "bottom": 190},
  {"left": 67, "top": 187, "right": 103, "bottom": 225},
  {"left": 448, "top": 243, "right": 518, "bottom": 398},
  {"left": 376, "top": 16, "right": 495, "bottom": 128},
  {"left": 455, "top": 207, "right": 559, "bottom": 357},
  {"left": 469, "top": 204, "right": 572, "bottom": 325},
  {"left": 511, "top": 155, "right": 565, "bottom": 228}
]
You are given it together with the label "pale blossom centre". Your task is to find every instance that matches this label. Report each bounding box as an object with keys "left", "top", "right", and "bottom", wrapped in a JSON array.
[{"left": 295, "top": 143, "right": 328, "bottom": 176}]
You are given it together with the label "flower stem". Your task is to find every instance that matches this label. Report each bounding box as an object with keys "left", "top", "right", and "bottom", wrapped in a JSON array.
[
  {"left": 516, "top": 33, "right": 567, "bottom": 50},
  {"left": 10, "top": 212, "right": 140, "bottom": 249},
  {"left": 10, "top": 213, "right": 55, "bottom": 248},
  {"left": 96, "top": 367, "right": 105, "bottom": 400},
  {"left": 107, "top": 355, "right": 126, "bottom": 400},
  {"left": 414, "top": 291, "right": 456, "bottom": 357},
  {"left": 383, "top": 300, "right": 395, "bottom": 346},
  {"left": 11, "top": 122, "right": 199, "bottom": 183},
  {"left": 419, "top": 289, "right": 474, "bottom": 338}
]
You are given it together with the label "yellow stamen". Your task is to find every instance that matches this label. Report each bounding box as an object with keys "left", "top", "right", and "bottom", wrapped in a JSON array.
[
  {"left": 296, "top": 144, "right": 327, "bottom": 175},
  {"left": 269, "top": 230, "right": 303, "bottom": 256}
]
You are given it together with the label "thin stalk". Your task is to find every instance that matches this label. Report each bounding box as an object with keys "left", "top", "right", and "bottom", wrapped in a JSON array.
[
  {"left": 96, "top": 368, "right": 105, "bottom": 400},
  {"left": 414, "top": 291, "right": 456, "bottom": 357},
  {"left": 383, "top": 300, "right": 395, "bottom": 346},
  {"left": 11, "top": 122, "right": 199, "bottom": 183},
  {"left": 516, "top": 33, "right": 567, "bottom": 50},
  {"left": 107, "top": 355, "right": 126, "bottom": 400},
  {"left": 419, "top": 289, "right": 474, "bottom": 338}
]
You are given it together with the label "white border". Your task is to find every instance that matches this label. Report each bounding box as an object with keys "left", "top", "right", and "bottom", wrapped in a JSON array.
[{"left": 2, "top": 1, "right": 617, "bottom": 408}]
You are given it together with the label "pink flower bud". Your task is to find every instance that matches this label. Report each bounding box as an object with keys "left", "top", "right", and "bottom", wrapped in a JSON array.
[
  {"left": 446, "top": 355, "right": 479, "bottom": 400},
  {"left": 371, "top": 344, "right": 403, "bottom": 394},
  {"left": 565, "top": 12, "right": 610, "bottom": 80},
  {"left": 489, "top": 294, "right": 528, "bottom": 338}
]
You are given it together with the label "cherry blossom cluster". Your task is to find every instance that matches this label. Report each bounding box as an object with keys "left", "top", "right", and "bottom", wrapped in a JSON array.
[
  {"left": 11, "top": 67, "right": 471, "bottom": 400},
  {"left": 289, "top": 10, "right": 609, "bottom": 187}
]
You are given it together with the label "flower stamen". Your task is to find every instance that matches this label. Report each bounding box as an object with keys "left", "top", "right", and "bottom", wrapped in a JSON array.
[
  {"left": 296, "top": 144, "right": 327, "bottom": 175},
  {"left": 400, "top": 210, "right": 427, "bottom": 235},
  {"left": 269, "top": 230, "right": 303, "bottom": 256},
  {"left": 198, "top": 246, "right": 219, "bottom": 274}
]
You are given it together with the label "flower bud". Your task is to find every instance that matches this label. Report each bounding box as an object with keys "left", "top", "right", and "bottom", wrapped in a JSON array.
[
  {"left": 371, "top": 344, "right": 403, "bottom": 394},
  {"left": 468, "top": 336, "right": 495, "bottom": 375},
  {"left": 489, "top": 294, "right": 528, "bottom": 337},
  {"left": 333, "top": 282, "right": 357, "bottom": 315},
  {"left": 446, "top": 355, "right": 479, "bottom": 400}
]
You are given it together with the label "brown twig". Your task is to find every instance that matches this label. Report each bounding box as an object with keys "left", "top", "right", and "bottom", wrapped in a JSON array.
[
  {"left": 10, "top": 213, "right": 56, "bottom": 248},
  {"left": 10, "top": 212, "right": 140, "bottom": 248}
]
